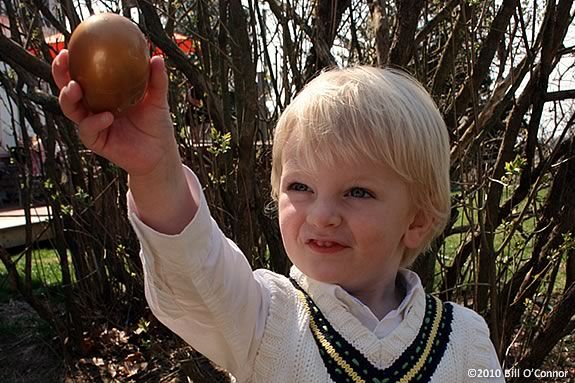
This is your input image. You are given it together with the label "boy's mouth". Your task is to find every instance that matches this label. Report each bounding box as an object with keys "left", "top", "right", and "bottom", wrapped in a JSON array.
[{"left": 306, "top": 239, "right": 348, "bottom": 253}]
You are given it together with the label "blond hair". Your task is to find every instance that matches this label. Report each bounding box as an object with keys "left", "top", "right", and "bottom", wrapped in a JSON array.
[{"left": 271, "top": 66, "right": 451, "bottom": 266}]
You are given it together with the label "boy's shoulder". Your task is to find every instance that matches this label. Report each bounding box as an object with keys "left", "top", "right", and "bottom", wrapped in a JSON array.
[
  {"left": 438, "top": 298, "right": 492, "bottom": 341},
  {"left": 439, "top": 299, "right": 503, "bottom": 373},
  {"left": 443, "top": 300, "right": 489, "bottom": 326},
  {"left": 254, "top": 268, "right": 291, "bottom": 283},
  {"left": 253, "top": 268, "right": 296, "bottom": 297}
]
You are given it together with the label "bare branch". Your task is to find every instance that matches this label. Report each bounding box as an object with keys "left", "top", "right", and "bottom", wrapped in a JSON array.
[
  {"left": 367, "top": 0, "right": 390, "bottom": 67},
  {"left": 388, "top": 0, "right": 424, "bottom": 67},
  {"left": 136, "top": 0, "right": 225, "bottom": 133},
  {"left": 303, "top": 0, "right": 349, "bottom": 78},
  {"left": 29, "top": 0, "right": 70, "bottom": 37},
  {"left": 545, "top": 89, "right": 575, "bottom": 101},
  {"left": 430, "top": 2, "right": 475, "bottom": 96},
  {"left": 415, "top": 0, "right": 458, "bottom": 44},
  {"left": 444, "top": 0, "right": 517, "bottom": 131},
  {"left": 517, "top": 282, "right": 575, "bottom": 370},
  {"left": 0, "top": 33, "right": 52, "bottom": 83}
]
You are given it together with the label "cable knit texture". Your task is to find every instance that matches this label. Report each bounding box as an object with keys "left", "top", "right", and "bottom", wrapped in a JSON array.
[{"left": 250, "top": 267, "right": 503, "bottom": 382}]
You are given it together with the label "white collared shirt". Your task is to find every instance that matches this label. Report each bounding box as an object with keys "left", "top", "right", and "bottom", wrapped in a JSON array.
[{"left": 310, "top": 269, "right": 421, "bottom": 337}]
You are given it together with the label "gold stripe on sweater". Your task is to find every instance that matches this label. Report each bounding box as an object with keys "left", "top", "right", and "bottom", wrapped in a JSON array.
[
  {"left": 295, "top": 288, "right": 444, "bottom": 383},
  {"left": 399, "top": 295, "right": 443, "bottom": 383},
  {"left": 295, "top": 289, "right": 366, "bottom": 383}
]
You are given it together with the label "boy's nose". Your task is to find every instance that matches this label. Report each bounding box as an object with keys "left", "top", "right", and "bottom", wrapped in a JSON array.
[{"left": 306, "top": 200, "right": 342, "bottom": 228}]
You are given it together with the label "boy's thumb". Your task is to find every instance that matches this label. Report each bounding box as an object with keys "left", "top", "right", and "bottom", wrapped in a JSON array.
[{"left": 146, "top": 55, "right": 169, "bottom": 105}]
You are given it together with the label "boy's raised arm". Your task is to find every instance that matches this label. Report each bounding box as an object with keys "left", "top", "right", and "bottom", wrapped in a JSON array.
[
  {"left": 53, "top": 48, "right": 269, "bottom": 378},
  {"left": 129, "top": 166, "right": 269, "bottom": 379}
]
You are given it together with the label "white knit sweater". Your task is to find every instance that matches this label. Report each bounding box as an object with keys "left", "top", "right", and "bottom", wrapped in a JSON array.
[{"left": 249, "top": 267, "right": 503, "bottom": 382}]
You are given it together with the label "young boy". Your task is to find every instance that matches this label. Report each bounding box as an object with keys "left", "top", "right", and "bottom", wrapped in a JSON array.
[{"left": 53, "top": 52, "right": 503, "bottom": 382}]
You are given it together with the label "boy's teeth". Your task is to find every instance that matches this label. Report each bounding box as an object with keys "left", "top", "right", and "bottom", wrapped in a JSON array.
[{"left": 317, "top": 241, "right": 333, "bottom": 247}]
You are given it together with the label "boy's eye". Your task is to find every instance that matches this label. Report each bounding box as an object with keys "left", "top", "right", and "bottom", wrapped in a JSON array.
[
  {"left": 346, "top": 187, "right": 374, "bottom": 199},
  {"left": 287, "top": 182, "right": 310, "bottom": 192}
]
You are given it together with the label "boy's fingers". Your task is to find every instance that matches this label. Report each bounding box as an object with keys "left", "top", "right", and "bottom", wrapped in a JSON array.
[
  {"left": 145, "top": 55, "right": 169, "bottom": 107},
  {"left": 77, "top": 112, "right": 114, "bottom": 149},
  {"left": 59, "top": 81, "right": 89, "bottom": 124},
  {"left": 52, "top": 50, "right": 71, "bottom": 90}
]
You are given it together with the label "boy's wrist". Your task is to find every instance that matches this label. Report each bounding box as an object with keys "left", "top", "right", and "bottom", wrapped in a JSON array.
[
  {"left": 128, "top": 148, "right": 198, "bottom": 234},
  {"left": 128, "top": 146, "right": 182, "bottom": 189}
]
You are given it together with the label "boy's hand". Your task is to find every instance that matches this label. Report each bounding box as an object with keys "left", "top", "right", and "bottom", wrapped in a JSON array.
[
  {"left": 52, "top": 49, "right": 178, "bottom": 178},
  {"left": 53, "top": 49, "right": 197, "bottom": 233}
]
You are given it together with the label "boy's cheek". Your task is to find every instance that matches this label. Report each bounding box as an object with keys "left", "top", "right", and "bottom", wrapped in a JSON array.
[
  {"left": 278, "top": 196, "right": 303, "bottom": 219},
  {"left": 278, "top": 212, "right": 297, "bottom": 235},
  {"left": 278, "top": 210, "right": 304, "bottom": 247}
]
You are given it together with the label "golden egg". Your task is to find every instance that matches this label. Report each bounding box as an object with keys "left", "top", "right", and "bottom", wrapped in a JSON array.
[{"left": 68, "top": 13, "right": 150, "bottom": 115}]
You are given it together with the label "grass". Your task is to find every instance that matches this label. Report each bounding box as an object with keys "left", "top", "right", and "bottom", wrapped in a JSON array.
[
  {"left": 0, "top": 247, "right": 68, "bottom": 341},
  {"left": 436, "top": 184, "right": 570, "bottom": 295},
  {"left": 0, "top": 247, "right": 70, "bottom": 303}
]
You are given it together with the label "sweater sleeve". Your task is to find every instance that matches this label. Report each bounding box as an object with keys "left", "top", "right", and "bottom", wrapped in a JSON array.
[{"left": 127, "top": 165, "right": 270, "bottom": 379}]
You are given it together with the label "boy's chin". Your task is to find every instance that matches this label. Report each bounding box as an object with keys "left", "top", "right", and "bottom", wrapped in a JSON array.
[{"left": 298, "top": 266, "right": 345, "bottom": 286}]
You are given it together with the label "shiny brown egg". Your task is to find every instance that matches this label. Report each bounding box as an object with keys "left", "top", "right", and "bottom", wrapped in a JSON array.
[{"left": 68, "top": 13, "right": 150, "bottom": 115}]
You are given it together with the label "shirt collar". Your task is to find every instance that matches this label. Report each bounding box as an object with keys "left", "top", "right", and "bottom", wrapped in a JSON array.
[{"left": 290, "top": 267, "right": 424, "bottom": 337}]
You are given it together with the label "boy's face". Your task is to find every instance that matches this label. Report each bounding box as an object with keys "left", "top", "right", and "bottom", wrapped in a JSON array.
[{"left": 278, "top": 143, "right": 429, "bottom": 295}]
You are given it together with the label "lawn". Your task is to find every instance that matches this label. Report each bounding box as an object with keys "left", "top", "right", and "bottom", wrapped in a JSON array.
[{"left": 0, "top": 247, "right": 70, "bottom": 302}]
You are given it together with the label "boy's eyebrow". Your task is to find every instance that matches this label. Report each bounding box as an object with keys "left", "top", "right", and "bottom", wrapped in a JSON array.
[
  {"left": 347, "top": 177, "right": 384, "bottom": 189},
  {"left": 281, "top": 169, "right": 313, "bottom": 179},
  {"left": 281, "top": 159, "right": 311, "bottom": 173},
  {"left": 349, "top": 176, "right": 374, "bottom": 184},
  {"left": 280, "top": 165, "right": 319, "bottom": 182}
]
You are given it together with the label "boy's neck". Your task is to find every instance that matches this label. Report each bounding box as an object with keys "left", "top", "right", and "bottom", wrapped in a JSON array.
[{"left": 353, "top": 275, "right": 406, "bottom": 320}]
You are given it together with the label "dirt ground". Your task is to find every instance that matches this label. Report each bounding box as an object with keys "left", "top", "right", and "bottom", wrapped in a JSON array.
[
  {"left": 0, "top": 299, "right": 65, "bottom": 383},
  {"left": 0, "top": 299, "right": 231, "bottom": 383}
]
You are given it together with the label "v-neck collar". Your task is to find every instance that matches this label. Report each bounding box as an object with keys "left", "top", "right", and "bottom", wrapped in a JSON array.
[{"left": 289, "top": 266, "right": 428, "bottom": 368}]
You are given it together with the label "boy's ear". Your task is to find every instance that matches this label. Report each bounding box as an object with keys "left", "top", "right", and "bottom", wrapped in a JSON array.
[{"left": 403, "top": 209, "right": 434, "bottom": 249}]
